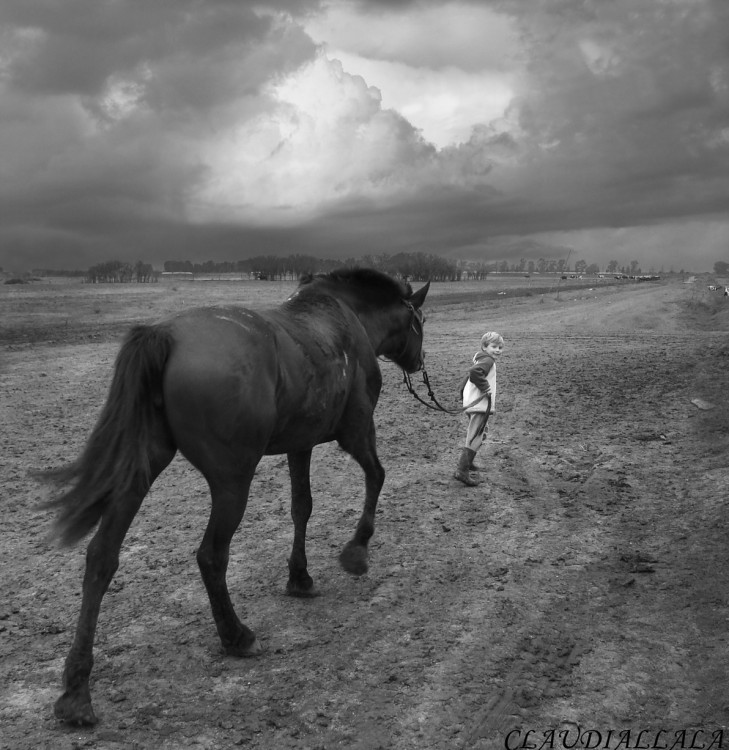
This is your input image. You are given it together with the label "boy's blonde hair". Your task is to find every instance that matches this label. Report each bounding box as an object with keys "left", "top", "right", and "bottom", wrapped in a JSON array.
[{"left": 480, "top": 331, "right": 504, "bottom": 350}]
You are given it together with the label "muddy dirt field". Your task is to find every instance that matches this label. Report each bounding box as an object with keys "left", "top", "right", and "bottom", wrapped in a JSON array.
[{"left": 1, "top": 277, "right": 728, "bottom": 750}]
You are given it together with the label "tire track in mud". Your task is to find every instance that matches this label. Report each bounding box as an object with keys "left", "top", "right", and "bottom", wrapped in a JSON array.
[
  {"left": 451, "top": 449, "right": 610, "bottom": 748},
  {"left": 453, "top": 454, "right": 622, "bottom": 748},
  {"left": 370, "top": 419, "right": 631, "bottom": 749}
]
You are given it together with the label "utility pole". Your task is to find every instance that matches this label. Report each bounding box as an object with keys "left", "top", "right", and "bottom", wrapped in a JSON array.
[{"left": 556, "top": 248, "right": 573, "bottom": 300}]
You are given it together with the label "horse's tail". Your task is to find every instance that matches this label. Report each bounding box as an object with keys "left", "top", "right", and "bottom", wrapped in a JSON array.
[{"left": 41, "top": 324, "right": 175, "bottom": 547}]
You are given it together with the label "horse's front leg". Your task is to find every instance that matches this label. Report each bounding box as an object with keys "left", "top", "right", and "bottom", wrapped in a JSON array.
[
  {"left": 286, "top": 450, "right": 318, "bottom": 597},
  {"left": 337, "top": 419, "right": 385, "bottom": 576}
]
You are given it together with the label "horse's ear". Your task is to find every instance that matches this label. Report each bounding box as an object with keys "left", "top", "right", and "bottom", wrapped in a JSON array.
[{"left": 409, "top": 281, "right": 430, "bottom": 309}]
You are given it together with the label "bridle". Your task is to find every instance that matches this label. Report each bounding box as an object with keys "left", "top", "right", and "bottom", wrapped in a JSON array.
[
  {"left": 391, "top": 300, "right": 424, "bottom": 363},
  {"left": 395, "top": 300, "right": 492, "bottom": 417}
]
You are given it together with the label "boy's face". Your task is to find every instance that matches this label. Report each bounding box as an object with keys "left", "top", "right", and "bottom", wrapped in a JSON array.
[{"left": 484, "top": 341, "right": 503, "bottom": 358}]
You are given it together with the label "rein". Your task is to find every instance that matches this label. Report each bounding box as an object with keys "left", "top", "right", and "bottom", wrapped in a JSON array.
[{"left": 400, "top": 367, "right": 492, "bottom": 417}]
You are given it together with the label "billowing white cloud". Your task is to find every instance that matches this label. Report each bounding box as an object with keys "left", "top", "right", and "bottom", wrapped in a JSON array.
[
  {"left": 192, "top": 53, "right": 437, "bottom": 222},
  {"left": 306, "top": 1, "right": 519, "bottom": 72},
  {"left": 322, "top": 52, "right": 513, "bottom": 147},
  {"left": 305, "top": 2, "right": 518, "bottom": 147}
]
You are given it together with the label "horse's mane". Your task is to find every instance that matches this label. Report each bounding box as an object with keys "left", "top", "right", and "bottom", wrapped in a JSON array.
[{"left": 298, "top": 267, "right": 413, "bottom": 302}]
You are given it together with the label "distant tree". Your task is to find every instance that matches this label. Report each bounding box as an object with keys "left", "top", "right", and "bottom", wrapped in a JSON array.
[
  {"left": 86, "top": 260, "right": 134, "bottom": 283},
  {"left": 133, "top": 261, "right": 156, "bottom": 282},
  {"left": 574, "top": 259, "right": 587, "bottom": 275},
  {"left": 630, "top": 260, "right": 640, "bottom": 275},
  {"left": 714, "top": 261, "right": 729, "bottom": 276},
  {"left": 462, "top": 262, "right": 490, "bottom": 280},
  {"left": 586, "top": 263, "right": 600, "bottom": 274},
  {"left": 606, "top": 260, "right": 619, "bottom": 273}
]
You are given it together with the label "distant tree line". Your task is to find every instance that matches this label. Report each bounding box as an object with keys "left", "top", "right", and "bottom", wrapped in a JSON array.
[
  {"left": 38, "top": 249, "right": 700, "bottom": 285},
  {"left": 86, "top": 260, "right": 158, "bottom": 283},
  {"left": 164, "top": 255, "right": 339, "bottom": 280},
  {"left": 160, "top": 253, "right": 655, "bottom": 279},
  {"left": 158, "top": 252, "right": 651, "bottom": 280},
  {"left": 32, "top": 268, "right": 87, "bottom": 277},
  {"left": 476, "top": 257, "right": 644, "bottom": 276},
  {"left": 163, "top": 252, "right": 461, "bottom": 281}
]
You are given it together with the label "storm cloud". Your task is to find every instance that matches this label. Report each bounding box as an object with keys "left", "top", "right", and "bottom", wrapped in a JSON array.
[{"left": 2, "top": 0, "right": 728, "bottom": 272}]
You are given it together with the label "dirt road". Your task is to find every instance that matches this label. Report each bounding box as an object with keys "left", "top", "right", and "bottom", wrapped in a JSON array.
[{"left": 1, "top": 279, "right": 727, "bottom": 749}]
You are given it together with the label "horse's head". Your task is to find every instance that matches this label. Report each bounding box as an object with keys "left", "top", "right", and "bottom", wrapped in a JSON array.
[
  {"left": 295, "top": 268, "right": 429, "bottom": 373},
  {"left": 383, "top": 282, "right": 429, "bottom": 373}
]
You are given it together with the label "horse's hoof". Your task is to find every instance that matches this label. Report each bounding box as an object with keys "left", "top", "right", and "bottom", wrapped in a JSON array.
[
  {"left": 286, "top": 580, "right": 320, "bottom": 598},
  {"left": 54, "top": 693, "right": 98, "bottom": 727},
  {"left": 244, "top": 637, "right": 264, "bottom": 656},
  {"left": 339, "top": 543, "right": 368, "bottom": 576},
  {"left": 225, "top": 635, "right": 263, "bottom": 658}
]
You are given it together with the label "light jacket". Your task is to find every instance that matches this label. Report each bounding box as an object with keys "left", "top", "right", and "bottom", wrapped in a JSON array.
[{"left": 462, "top": 352, "right": 495, "bottom": 414}]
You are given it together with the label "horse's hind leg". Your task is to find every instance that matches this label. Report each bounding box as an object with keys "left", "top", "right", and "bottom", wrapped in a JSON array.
[
  {"left": 55, "top": 498, "right": 143, "bottom": 725},
  {"left": 55, "top": 450, "right": 174, "bottom": 725},
  {"left": 286, "top": 450, "right": 317, "bottom": 597},
  {"left": 337, "top": 419, "right": 385, "bottom": 576},
  {"left": 197, "top": 469, "right": 263, "bottom": 657}
]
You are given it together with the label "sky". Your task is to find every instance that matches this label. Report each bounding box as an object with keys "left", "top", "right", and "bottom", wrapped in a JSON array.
[{"left": 1, "top": 0, "right": 728, "bottom": 273}]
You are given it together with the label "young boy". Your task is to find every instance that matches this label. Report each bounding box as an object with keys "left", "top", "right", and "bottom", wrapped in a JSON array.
[{"left": 454, "top": 331, "right": 504, "bottom": 486}]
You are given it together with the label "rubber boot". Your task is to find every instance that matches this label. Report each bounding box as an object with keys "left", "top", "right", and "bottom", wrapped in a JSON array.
[{"left": 454, "top": 448, "right": 480, "bottom": 486}]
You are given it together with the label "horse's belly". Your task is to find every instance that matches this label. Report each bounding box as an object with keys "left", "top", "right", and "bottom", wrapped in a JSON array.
[
  {"left": 265, "top": 384, "right": 348, "bottom": 453},
  {"left": 264, "top": 428, "right": 336, "bottom": 454}
]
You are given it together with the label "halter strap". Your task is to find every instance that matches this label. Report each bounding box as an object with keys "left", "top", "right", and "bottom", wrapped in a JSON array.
[
  {"left": 395, "top": 300, "right": 424, "bottom": 360},
  {"left": 380, "top": 300, "right": 424, "bottom": 365}
]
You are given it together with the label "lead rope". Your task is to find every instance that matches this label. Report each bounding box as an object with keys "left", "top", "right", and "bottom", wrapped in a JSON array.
[{"left": 401, "top": 367, "right": 492, "bottom": 418}]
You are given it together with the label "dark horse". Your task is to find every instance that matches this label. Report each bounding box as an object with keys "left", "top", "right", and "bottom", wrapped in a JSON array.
[{"left": 43, "top": 268, "right": 429, "bottom": 726}]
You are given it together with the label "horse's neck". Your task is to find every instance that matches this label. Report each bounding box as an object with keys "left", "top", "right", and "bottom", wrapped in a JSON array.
[
  {"left": 291, "top": 286, "right": 394, "bottom": 354},
  {"left": 345, "top": 300, "right": 393, "bottom": 354}
]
